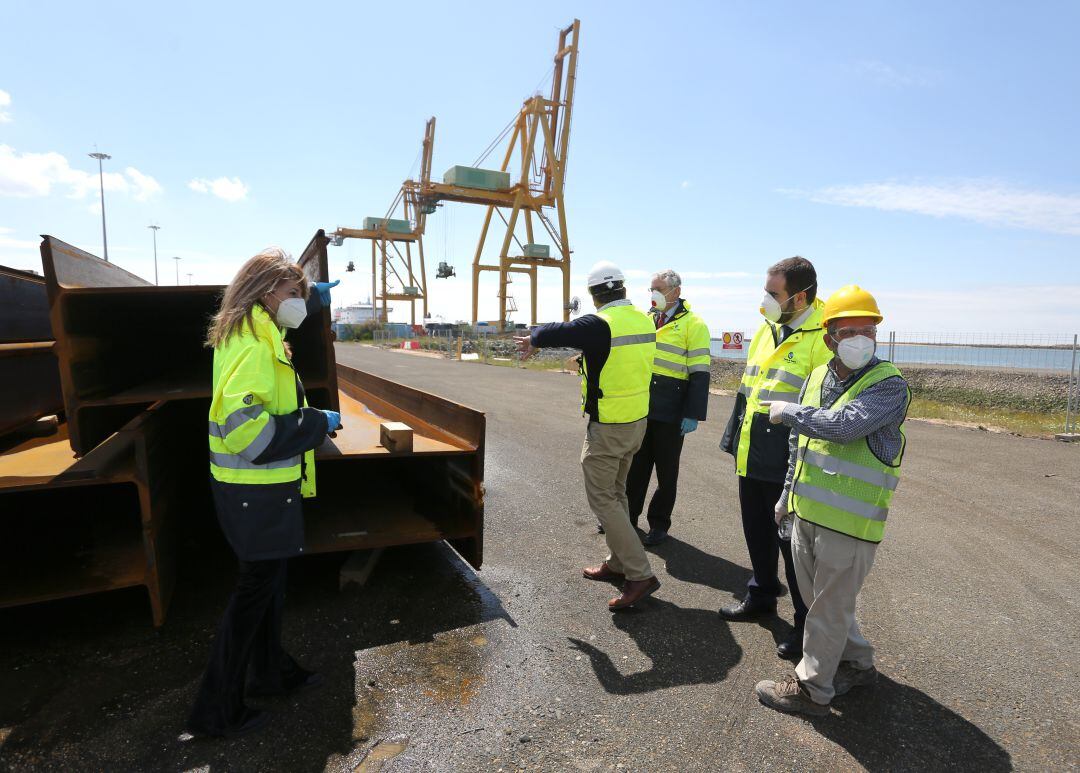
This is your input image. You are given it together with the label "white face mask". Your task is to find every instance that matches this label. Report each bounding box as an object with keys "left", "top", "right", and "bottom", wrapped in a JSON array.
[
  {"left": 759, "top": 283, "right": 814, "bottom": 323},
  {"left": 837, "top": 335, "right": 876, "bottom": 370},
  {"left": 759, "top": 293, "right": 783, "bottom": 323},
  {"left": 274, "top": 297, "right": 308, "bottom": 329},
  {"left": 650, "top": 290, "right": 669, "bottom": 312}
]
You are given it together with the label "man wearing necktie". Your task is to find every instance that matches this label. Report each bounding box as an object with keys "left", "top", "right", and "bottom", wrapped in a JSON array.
[
  {"left": 719, "top": 257, "right": 832, "bottom": 660},
  {"left": 624, "top": 269, "right": 712, "bottom": 546}
]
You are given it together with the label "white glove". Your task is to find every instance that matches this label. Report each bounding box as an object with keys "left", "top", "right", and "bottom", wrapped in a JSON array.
[
  {"left": 760, "top": 400, "right": 787, "bottom": 425},
  {"left": 774, "top": 497, "right": 788, "bottom": 525}
]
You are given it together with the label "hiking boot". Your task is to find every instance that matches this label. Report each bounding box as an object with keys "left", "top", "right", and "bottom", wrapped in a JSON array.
[
  {"left": 754, "top": 675, "right": 830, "bottom": 717},
  {"left": 833, "top": 662, "right": 878, "bottom": 697}
]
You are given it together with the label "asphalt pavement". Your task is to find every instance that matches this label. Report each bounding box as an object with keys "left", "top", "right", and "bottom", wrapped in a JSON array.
[{"left": 1, "top": 344, "right": 1077, "bottom": 772}]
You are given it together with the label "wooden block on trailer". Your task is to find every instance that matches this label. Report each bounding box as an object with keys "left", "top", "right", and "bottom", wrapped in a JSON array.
[{"left": 380, "top": 421, "right": 413, "bottom": 453}]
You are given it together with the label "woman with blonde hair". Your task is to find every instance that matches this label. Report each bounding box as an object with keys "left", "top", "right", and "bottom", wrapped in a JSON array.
[{"left": 187, "top": 247, "right": 339, "bottom": 738}]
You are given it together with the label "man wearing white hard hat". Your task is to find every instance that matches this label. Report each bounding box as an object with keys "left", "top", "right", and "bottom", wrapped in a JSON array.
[{"left": 516, "top": 262, "right": 660, "bottom": 610}]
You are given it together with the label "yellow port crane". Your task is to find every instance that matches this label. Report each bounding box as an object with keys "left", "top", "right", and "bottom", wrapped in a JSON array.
[
  {"left": 333, "top": 117, "right": 436, "bottom": 327},
  {"left": 413, "top": 18, "right": 580, "bottom": 328}
]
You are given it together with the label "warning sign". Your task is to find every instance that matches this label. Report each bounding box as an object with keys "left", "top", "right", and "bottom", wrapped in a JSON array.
[{"left": 721, "top": 331, "right": 744, "bottom": 350}]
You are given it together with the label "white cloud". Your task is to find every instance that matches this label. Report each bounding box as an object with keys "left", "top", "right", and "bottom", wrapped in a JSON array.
[
  {"left": 0, "top": 90, "right": 12, "bottom": 123},
  {"left": 0, "top": 226, "right": 41, "bottom": 268},
  {"left": 0, "top": 226, "right": 37, "bottom": 250},
  {"left": 785, "top": 179, "right": 1080, "bottom": 236},
  {"left": 188, "top": 176, "right": 248, "bottom": 202},
  {"left": 855, "top": 60, "right": 941, "bottom": 88},
  {"left": 0, "top": 144, "right": 162, "bottom": 202},
  {"left": 681, "top": 180, "right": 692, "bottom": 189},
  {"left": 125, "top": 166, "right": 162, "bottom": 201}
]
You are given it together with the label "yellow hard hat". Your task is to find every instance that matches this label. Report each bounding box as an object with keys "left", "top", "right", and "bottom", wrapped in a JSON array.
[{"left": 822, "top": 285, "right": 883, "bottom": 325}]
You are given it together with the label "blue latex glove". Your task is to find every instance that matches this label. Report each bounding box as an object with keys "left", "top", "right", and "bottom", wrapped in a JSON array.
[
  {"left": 680, "top": 417, "right": 698, "bottom": 436},
  {"left": 314, "top": 279, "right": 340, "bottom": 308},
  {"left": 321, "top": 409, "right": 341, "bottom": 433}
]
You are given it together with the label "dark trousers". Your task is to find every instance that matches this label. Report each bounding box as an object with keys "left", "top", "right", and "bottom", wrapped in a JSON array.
[
  {"left": 626, "top": 419, "right": 685, "bottom": 533},
  {"left": 187, "top": 558, "right": 303, "bottom": 734},
  {"left": 738, "top": 475, "right": 807, "bottom": 628}
]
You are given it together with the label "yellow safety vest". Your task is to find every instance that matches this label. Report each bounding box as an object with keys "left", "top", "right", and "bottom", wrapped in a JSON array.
[
  {"left": 653, "top": 301, "right": 712, "bottom": 380},
  {"left": 791, "top": 361, "right": 909, "bottom": 542},
  {"left": 735, "top": 299, "right": 831, "bottom": 477},
  {"left": 582, "top": 303, "right": 656, "bottom": 423},
  {"left": 208, "top": 304, "right": 317, "bottom": 497}
]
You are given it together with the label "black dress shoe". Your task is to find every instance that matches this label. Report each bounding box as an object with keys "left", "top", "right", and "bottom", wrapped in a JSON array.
[
  {"left": 718, "top": 596, "right": 777, "bottom": 621},
  {"left": 776, "top": 628, "right": 804, "bottom": 660},
  {"left": 222, "top": 708, "right": 270, "bottom": 738},
  {"left": 188, "top": 707, "right": 270, "bottom": 739},
  {"left": 642, "top": 529, "right": 669, "bottom": 546},
  {"left": 247, "top": 671, "right": 323, "bottom": 698}
]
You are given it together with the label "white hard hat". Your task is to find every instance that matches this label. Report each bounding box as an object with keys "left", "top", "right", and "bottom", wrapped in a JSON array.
[{"left": 586, "top": 261, "right": 625, "bottom": 290}]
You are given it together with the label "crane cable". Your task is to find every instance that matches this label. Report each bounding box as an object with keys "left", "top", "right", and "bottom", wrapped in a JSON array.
[
  {"left": 472, "top": 61, "right": 555, "bottom": 168},
  {"left": 472, "top": 113, "right": 517, "bottom": 168}
]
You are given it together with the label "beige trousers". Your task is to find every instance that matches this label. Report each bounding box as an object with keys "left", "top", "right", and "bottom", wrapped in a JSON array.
[
  {"left": 580, "top": 419, "right": 653, "bottom": 581},
  {"left": 792, "top": 516, "right": 878, "bottom": 704}
]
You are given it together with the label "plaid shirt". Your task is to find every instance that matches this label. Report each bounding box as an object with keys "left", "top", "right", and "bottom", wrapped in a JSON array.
[{"left": 779, "top": 356, "right": 910, "bottom": 508}]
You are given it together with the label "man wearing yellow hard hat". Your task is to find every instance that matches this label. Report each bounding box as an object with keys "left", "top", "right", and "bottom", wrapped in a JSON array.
[{"left": 753, "top": 285, "right": 911, "bottom": 717}]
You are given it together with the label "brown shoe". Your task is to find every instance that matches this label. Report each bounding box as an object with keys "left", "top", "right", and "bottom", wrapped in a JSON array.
[
  {"left": 608, "top": 576, "right": 660, "bottom": 610},
  {"left": 583, "top": 563, "right": 625, "bottom": 583},
  {"left": 833, "top": 662, "right": 878, "bottom": 697},
  {"left": 754, "top": 675, "right": 830, "bottom": 717}
]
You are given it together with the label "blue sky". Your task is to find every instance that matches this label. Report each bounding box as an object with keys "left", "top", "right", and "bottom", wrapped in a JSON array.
[{"left": 2, "top": 0, "right": 1078, "bottom": 335}]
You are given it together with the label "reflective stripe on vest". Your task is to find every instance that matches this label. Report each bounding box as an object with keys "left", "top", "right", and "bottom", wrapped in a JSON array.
[
  {"left": 734, "top": 300, "right": 831, "bottom": 478},
  {"left": 765, "top": 368, "right": 807, "bottom": 389},
  {"left": 583, "top": 304, "right": 656, "bottom": 423},
  {"left": 798, "top": 447, "right": 900, "bottom": 491},
  {"left": 209, "top": 451, "right": 300, "bottom": 471},
  {"left": 790, "top": 360, "right": 908, "bottom": 543},
  {"left": 611, "top": 332, "right": 656, "bottom": 346},
  {"left": 653, "top": 304, "right": 712, "bottom": 382}
]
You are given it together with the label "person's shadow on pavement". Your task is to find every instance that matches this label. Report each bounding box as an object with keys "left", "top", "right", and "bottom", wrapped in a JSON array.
[
  {"left": 811, "top": 673, "right": 1012, "bottom": 771},
  {"left": 649, "top": 535, "right": 799, "bottom": 649},
  {"left": 568, "top": 597, "right": 741, "bottom": 695},
  {"left": 646, "top": 535, "right": 752, "bottom": 597}
]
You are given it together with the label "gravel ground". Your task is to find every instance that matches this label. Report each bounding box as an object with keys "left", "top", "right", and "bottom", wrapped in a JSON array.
[{"left": 1, "top": 344, "right": 1077, "bottom": 772}]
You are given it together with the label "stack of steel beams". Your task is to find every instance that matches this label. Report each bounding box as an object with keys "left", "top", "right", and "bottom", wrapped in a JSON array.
[
  {"left": 0, "top": 266, "right": 63, "bottom": 436},
  {"left": 0, "top": 231, "right": 485, "bottom": 626}
]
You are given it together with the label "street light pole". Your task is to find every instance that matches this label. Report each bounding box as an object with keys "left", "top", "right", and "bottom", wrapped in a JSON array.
[
  {"left": 173, "top": 256, "right": 181, "bottom": 285},
  {"left": 147, "top": 225, "right": 161, "bottom": 285},
  {"left": 88, "top": 151, "right": 111, "bottom": 262},
  {"left": 186, "top": 272, "right": 193, "bottom": 286}
]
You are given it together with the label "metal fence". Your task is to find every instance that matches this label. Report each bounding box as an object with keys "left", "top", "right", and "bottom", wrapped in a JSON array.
[
  {"left": 879, "top": 331, "right": 1076, "bottom": 373},
  {"left": 710, "top": 331, "right": 1080, "bottom": 438}
]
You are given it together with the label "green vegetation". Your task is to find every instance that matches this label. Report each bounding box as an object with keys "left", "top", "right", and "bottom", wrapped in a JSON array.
[
  {"left": 334, "top": 322, "right": 379, "bottom": 341},
  {"left": 905, "top": 397, "right": 1067, "bottom": 437}
]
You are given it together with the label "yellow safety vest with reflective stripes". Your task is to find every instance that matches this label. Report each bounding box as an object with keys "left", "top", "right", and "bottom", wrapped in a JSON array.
[
  {"left": 791, "top": 361, "right": 909, "bottom": 542},
  {"left": 208, "top": 304, "right": 317, "bottom": 497},
  {"left": 582, "top": 303, "right": 656, "bottom": 423},
  {"left": 735, "top": 298, "right": 831, "bottom": 477},
  {"left": 653, "top": 301, "right": 712, "bottom": 380}
]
